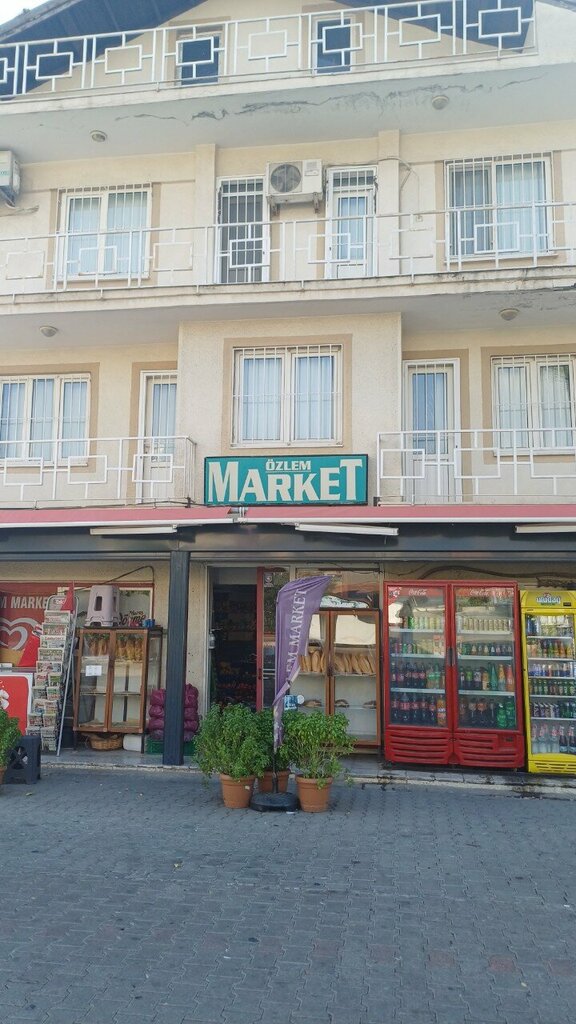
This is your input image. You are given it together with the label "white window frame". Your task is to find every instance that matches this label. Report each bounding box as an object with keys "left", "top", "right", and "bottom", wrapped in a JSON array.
[
  {"left": 177, "top": 26, "right": 222, "bottom": 84},
  {"left": 326, "top": 165, "right": 377, "bottom": 279},
  {"left": 215, "top": 176, "right": 269, "bottom": 285},
  {"left": 0, "top": 374, "right": 90, "bottom": 464},
  {"left": 445, "top": 154, "right": 552, "bottom": 261},
  {"left": 492, "top": 355, "right": 576, "bottom": 453},
  {"left": 232, "top": 345, "right": 343, "bottom": 447},
  {"left": 58, "top": 186, "right": 152, "bottom": 282}
]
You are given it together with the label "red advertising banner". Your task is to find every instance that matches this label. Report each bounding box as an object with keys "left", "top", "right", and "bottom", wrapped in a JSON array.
[
  {"left": 0, "top": 583, "right": 55, "bottom": 666},
  {"left": 0, "top": 672, "right": 32, "bottom": 733}
]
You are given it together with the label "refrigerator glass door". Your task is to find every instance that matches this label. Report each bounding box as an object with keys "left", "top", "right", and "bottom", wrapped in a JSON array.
[
  {"left": 333, "top": 612, "right": 378, "bottom": 742},
  {"left": 525, "top": 612, "right": 576, "bottom": 756},
  {"left": 454, "top": 586, "right": 517, "bottom": 729},
  {"left": 297, "top": 613, "right": 328, "bottom": 713},
  {"left": 387, "top": 586, "right": 448, "bottom": 727}
]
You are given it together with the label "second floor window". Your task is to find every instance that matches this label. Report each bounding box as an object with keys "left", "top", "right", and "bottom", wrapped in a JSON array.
[
  {"left": 233, "top": 345, "right": 342, "bottom": 445},
  {"left": 61, "top": 187, "right": 150, "bottom": 280},
  {"left": 0, "top": 375, "right": 89, "bottom": 461},
  {"left": 492, "top": 355, "right": 575, "bottom": 450},
  {"left": 447, "top": 155, "right": 549, "bottom": 259}
]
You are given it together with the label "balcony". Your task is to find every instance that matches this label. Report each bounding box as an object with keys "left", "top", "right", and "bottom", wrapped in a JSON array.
[
  {"left": 1, "top": 200, "right": 574, "bottom": 302},
  {"left": 376, "top": 428, "right": 576, "bottom": 505},
  {"left": 0, "top": 435, "right": 195, "bottom": 508},
  {"left": 0, "top": 3, "right": 536, "bottom": 103}
]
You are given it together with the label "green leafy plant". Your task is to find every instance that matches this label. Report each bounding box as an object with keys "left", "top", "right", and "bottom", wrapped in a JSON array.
[
  {"left": 195, "top": 703, "right": 269, "bottom": 780},
  {"left": 0, "top": 707, "right": 21, "bottom": 769},
  {"left": 253, "top": 707, "right": 297, "bottom": 773},
  {"left": 283, "top": 711, "right": 354, "bottom": 787}
]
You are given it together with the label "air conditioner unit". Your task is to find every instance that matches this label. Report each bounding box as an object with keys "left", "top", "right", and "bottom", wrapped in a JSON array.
[
  {"left": 265, "top": 159, "right": 323, "bottom": 209},
  {"left": 0, "top": 151, "right": 20, "bottom": 207}
]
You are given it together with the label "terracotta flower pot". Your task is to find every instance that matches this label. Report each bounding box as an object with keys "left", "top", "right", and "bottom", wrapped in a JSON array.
[
  {"left": 219, "top": 774, "right": 255, "bottom": 809},
  {"left": 257, "top": 770, "right": 290, "bottom": 794},
  {"left": 296, "top": 776, "right": 333, "bottom": 813}
]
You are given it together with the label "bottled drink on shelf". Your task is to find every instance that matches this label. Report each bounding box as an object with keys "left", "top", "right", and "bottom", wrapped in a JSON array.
[
  {"left": 497, "top": 664, "right": 506, "bottom": 689},
  {"left": 429, "top": 697, "right": 437, "bottom": 725},
  {"left": 482, "top": 669, "right": 490, "bottom": 691},
  {"left": 505, "top": 699, "right": 516, "bottom": 729},
  {"left": 550, "top": 726, "right": 559, "bottom": 754},
  {"left": 459, "top": 698, "right": 468, "bottom": 724},
  {"left": 505, "top": 665, "right": 515, "bottom": 692},
  {"left": 468, "top": 699, "right": 477, "bottom": 725},
  {"left": 531, "top": 723, "right": 539, "bottom": 752},
  {"left": 568, "top": 726, "right": 576, "bottom": 757},
  {"left": 538, "top": 724, "right": 548, "bottom": 752},
  {"left": 391, "top": 696, "right": 399, "bottom": 723},
  {"left": 559, "top": 726, "right": 568, "bottom": 755},
  {"left": 496, "top": 703, "right": 507, "bottom": 729},
  {"left": 437, "top": 696, "right": 447, "bottom": 727},
  {"left": 400, "top": 693, "right": 410, "bottom": 724}
]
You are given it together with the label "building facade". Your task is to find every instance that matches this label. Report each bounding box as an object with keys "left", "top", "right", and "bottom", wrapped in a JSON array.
[{"left": 1, "top": 0, "right": 576, "bottom": 763}]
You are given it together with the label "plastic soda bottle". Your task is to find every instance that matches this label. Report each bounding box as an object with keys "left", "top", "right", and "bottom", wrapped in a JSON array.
[
  {"left": 568, "top": 726, "right": 576, "bottom": 757},
  {"left": 496, "top": 703, "right": 507, "bottom": 729},
  {"left": 489, "top": 665, "right": 498, "bottom": 691},
  {"left": 550, "top": 726, "right": 559, "bottom": 753},
  {"left": 437, "top": 696, "right": 447, "bottom": 727},
  {"left": 531, "top": 723, "right": 539, "bottom": 753},
  {"left": 505, "top": 700, "right": 516, "bottom": 729},
  {"left": 559, "top": 726, "right": 568, "bottom": 755}
]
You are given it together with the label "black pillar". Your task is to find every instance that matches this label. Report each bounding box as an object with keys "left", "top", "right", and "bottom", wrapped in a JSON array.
[{"left": 163, "top": 549, "right": 190, "bottom": 766}]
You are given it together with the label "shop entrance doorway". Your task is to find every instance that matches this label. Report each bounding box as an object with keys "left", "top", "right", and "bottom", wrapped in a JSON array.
[{"left": 211, "top": 584, "right": 257, "bottom": 708}]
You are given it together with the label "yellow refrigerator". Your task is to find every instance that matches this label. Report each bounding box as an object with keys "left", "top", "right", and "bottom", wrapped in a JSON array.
[{"left": 520, "top": 590, "right": 576, "bottom": 774}]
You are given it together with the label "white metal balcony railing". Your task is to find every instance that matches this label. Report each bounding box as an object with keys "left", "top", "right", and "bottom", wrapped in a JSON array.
[
  {"left": 0, "top": 435, "right": 195, "bottom": 507},
  {"left": 0, "top": 3, "right": 536, "bottom": 101},
  {"left": 377, "top": 428, "right": 576, "bottom": 505},
  {"left": 1, "top": 201, "right": 575, "bottom": 297}
]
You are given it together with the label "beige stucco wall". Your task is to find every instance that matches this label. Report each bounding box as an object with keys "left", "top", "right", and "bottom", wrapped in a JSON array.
[{"left": 178, "top": 311, "right": 402, "bottom": 500}]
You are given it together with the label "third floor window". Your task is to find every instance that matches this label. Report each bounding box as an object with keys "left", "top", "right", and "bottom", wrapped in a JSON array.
[
  {"left": 59, "top": 187, "right": 150, "bottom": 280},
  {"left": 447, "top": 155, "right": 550, "bottom": 260}
]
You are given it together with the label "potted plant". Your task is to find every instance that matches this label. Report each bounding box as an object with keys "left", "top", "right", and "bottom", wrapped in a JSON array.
[
  {"left": 254, "top": 708, "right": 296, "bottom": 793},
  {"left": 195, "top": 703, "right": 268, "bottom": 808},
  {"left": 0, "top": 707, "right": 21, "bottom": 785},
  {"left": 283, "top": 710, "right": 354, "bottom": 812}
]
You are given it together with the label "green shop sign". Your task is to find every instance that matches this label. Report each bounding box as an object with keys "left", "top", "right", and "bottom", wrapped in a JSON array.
[{"left": 204, "top": 455, "right": 368, "bottom": 506}]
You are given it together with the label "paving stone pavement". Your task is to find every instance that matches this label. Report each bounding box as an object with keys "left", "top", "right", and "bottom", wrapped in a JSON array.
[{"left": 1, "top": 768, "right": 575, "bottom": 1024}]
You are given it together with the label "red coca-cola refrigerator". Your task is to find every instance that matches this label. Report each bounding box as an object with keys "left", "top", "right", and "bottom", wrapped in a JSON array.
[{"left": 384, "top": 582, "right": 524, "bottom": 768}]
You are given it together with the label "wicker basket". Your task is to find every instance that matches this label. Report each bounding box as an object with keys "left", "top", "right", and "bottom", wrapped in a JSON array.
[{"left": 88, "top": 733, "right": 123, "bottom": 751}]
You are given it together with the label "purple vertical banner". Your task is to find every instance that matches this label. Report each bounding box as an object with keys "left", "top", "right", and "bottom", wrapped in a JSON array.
[{"left": 272, "top": 576, "right": 332, "bottom": 751}]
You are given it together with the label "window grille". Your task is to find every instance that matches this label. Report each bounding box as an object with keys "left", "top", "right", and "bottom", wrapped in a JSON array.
[
  {"left": 492, "top": 354, "right": 575, "bottom": 450},
  {"left": 0, "top": 374, "right": 89, "bottom": 461}
]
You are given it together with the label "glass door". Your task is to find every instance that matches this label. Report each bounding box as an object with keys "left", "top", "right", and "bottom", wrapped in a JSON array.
[
  {"left": 332, "top": 611, "right": 378, "bottom": 744},
  {"left": 297, "top": 612, "right": 329, "bottom": 714},
  {"left": 525, "top": 610, "right": 576, "bottom": 755},
  {"left": 76, "top": 629, "right": 110, "bottom": 730},
  {"left": 110, "top": 631, "right": 145, "bottom": 730},
  {"left": 454, "top": 586, "right": 517, "bottom": 731},
  {"left": 387, "top": 586, "right": 448, "bottom": 727}
]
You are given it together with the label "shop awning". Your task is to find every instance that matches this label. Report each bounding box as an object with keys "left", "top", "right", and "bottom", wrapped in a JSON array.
[{"left": 0, "top": 502, "right": 575, "bottom": 532}]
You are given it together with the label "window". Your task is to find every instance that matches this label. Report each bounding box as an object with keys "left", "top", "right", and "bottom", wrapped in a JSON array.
[
  {"left": 178, "top": 32, "right": 220, "bottom": 84},
  {"left": 492, "top": 355, "right": 575, "bottom": 450},
  {"left": 314, "top": 19, "right": 352, "bottom": 73},
  {"left": 233, "top": 345, "right": 342, "bottom": 445},
  {"left": 217, "top": 178, "right": 266, "bottom": 284},
  {"left": 60, "top": 187, "right": 150, "bottom": 279},
  {"left": 0, "top": 375, "right": 89, "bottom": 461},
  {"left": 447, "top": 155, "right": 549, "bottom": 259},
  {"left": 327, "top": 167, "right": 376, "bottom": 278}
]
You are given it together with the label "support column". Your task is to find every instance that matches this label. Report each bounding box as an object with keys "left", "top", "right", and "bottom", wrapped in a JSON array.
[{"left": 163, "top": 549, "right": 190, "bottom": 766}]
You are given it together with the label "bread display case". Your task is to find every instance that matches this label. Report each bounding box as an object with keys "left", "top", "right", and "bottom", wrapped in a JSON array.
[
  {"left": 296, "top": 610, "right": 380, "bottom": 748},
  {"left": 74, "top": 627, "right": 162, "bottom": 744}
]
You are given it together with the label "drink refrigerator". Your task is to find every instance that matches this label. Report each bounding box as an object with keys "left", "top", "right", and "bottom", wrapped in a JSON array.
[
  {"left": 521, "top": 590, "right": 576, "bottom": 774},
  {"left": 384, "top": 582, "right": 524, "bottom": 768}
]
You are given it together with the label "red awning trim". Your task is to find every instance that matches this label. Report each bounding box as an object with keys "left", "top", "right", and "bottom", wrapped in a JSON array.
[{"left": 0, "top": 503, "right": 574, "bottom": 530}]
